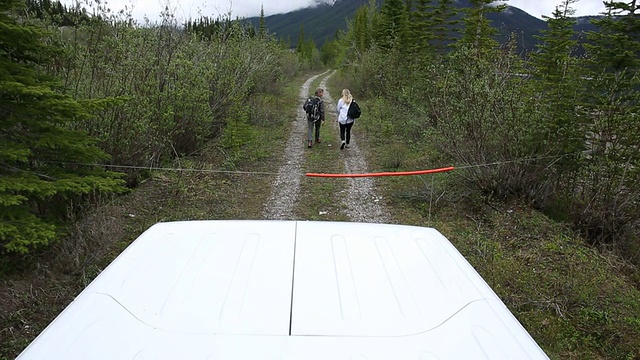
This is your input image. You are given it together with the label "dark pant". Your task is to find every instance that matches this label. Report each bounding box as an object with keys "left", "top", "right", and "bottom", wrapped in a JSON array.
[{"left": 339, "top": 122, "right": 354, "bottom": 144}]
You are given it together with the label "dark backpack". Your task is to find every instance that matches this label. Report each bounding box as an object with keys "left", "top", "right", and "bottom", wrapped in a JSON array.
[
  {"left": 347, "top": 100, "right": 361, "bottom": 119},
  {"left": 303, "top": 96, "right": 321, "bottom": 122}
]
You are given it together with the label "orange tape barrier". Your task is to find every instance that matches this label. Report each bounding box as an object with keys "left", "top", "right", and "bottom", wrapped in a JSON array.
[{"left": 306, "top": 166, "right": 455, "bottom": 178}]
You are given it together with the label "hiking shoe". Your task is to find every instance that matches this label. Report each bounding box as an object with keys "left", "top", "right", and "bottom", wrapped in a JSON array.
[
  {"left": 315, "top": 139, "right": 321, "bottom": 143},
  {"left": 340, "top": 141, "right": 346, "bottom": 150},
  {"left": 308, "top": 140, "right": 312, "bottom": 148}
]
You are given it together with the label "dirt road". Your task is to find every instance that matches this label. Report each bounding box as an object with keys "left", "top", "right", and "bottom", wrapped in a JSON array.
[{"left": 263, "top": 71, "right": 391, "bottom": 223}]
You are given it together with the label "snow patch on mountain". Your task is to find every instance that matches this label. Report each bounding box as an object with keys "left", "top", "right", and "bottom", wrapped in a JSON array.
[{"left": 310, "top": 0, "right": 337, "bottom": 7}]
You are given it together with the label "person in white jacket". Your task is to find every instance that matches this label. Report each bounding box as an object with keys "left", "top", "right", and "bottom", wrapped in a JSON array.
[{"left": 336, "top": 89, "right": 355, "bottom": 150}]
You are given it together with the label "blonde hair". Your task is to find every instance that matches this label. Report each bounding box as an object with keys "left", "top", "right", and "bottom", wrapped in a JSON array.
[{"left": 341, "top": 89, "right": 353, "bottom": 104}]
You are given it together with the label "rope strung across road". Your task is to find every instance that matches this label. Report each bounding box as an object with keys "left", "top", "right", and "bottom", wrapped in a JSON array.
[
  {"left": 41, "top": 161, "right": 281, "bottom": 176},
  {"left": 305, "top": 153, "right": 581, "bottom": 178},
  {"left": 42, "top": 152, "right": 580, "bottom": 179}
]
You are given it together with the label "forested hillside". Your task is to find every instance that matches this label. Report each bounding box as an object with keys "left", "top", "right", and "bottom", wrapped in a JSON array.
[
  {"left": 246, "top": 0, "right": 597, "bottom": 53},
  {"left": 1, "top": 0, "right": 640, "bottom": 359}
]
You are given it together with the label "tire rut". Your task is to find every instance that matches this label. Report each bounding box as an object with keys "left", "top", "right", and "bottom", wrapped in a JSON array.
[
  {"left": 262, "top": 71, "right": 330, "bottom": 220},
  {"left": 263, "top": 71, "right": 391, "bottom": 224},
  {"left": 320, "top": 80, "right": 392, "bottom": 224}
]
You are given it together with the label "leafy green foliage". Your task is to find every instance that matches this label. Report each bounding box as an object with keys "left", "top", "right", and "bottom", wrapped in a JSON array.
[
  {"left": 425, "top": 46, "right": 553, "bottom": 199},
  {"left": 42, "top": 9, "right": 296, "bottom": 181},
  {"left": 339, "top": 0, "right": 639, "bottom": 256}
]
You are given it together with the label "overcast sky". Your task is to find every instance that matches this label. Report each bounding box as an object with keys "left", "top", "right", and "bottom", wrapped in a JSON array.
[{"left": 63, "top": 0, "right": 608, "bottom": 24}]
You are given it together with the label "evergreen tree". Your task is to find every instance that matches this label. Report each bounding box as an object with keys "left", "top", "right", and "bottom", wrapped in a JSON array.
[
  {"left": 530, "top": 0, "right": 585, "bottom": 157},
  {"left": 349, "top": 0, "right": 379, "bottom": 56},
  {"left": 431, "top": 0, "right": 458, "bottom": 53},
  {"left": 408, "top": 0, "right": 457, "bottom": 55},
  {"left": 458, "top": 0, "right": 505, "bottom": 58},
  {"left": 296, "top": 24, "right": 305, "bottom": 54},
  {"left": 353, "top": 6, "right": 371, "bottom": 53},
  {"left": 320, "top": 37, "right": 340, "bottom": 66},
  {"left": 587, "top": 0, "right": 640, "bottom": 72},
  {"left": 376, "top": 0, "right": 410, "bottom": 51},
  {"left": 258, "top": 4, "right": 267, "bottom": 38},
  {"left": 0, "top": 0, "right": 125, "bottom": 254},
  {"left": 25, "top": 0, "right": 90, "bottom": 26},
  {"left": 584, "top": 0, "right": 640, "bottom": 157},
  {"left": 295, "top": 24, "right": 317, "bottom": 65},
  {"left": 411, "top": 0, "right": 436, "bottom": 56}
]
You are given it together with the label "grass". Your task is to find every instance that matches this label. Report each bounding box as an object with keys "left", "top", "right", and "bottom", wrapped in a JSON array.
[
  {"left": 0, "top": 72, "right": 307, "bottom": 360},
  {"left": 296, "top": 139, "right": 351, "bottom": 222},
  {"left": 295, "top": 72, "right": 352, "bottom": 222},
  {"left": 332, "top": 75, "right": 640, "bottom": 358},
  {"left": 2, "top": 70, "right": 639, "bottom": 359}
]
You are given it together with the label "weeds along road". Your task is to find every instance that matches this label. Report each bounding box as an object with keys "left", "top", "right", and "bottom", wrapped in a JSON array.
[{"left": 262, "top": 71, "right": 391, "bottom": 224}]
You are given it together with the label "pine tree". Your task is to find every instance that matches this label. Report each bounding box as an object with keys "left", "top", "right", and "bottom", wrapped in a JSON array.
[
  {"left": 0, "top": 0, "right": 125, "bottom": 254},
  {"left": 258, "top": 4, "right": 267, "bottom": 38},
  {"left": 376, "top": 0, "right": 410, "bottom": 51},
  {"left": 353, "top": 6, "right": 370, "bottom": 53},
  {"left": 411, "top": 0, "right": 436, "bottom": 56},
  {"left": 296, "top": 24, "right": 305, "bottom": 54},
  {"left": 587, "top": 1, "right": 640, "bottom": 72},
  {"left": 530, "top": 0, "right": 585, "bottom": 157},
  {"left": 25, "top": 0, "right": 89, "bottom": 26},
  {"left": 458, "top": 0, "right": 505, "bottom": 58},
  {"left": 431, "top": 0, "right": 458, "bottom": 53},
  {"left": 351, "top": 2, "right": 378, "bottom": 55},
  {"left": 410, "top": 0, "right": 458, "bottom": 55},
  {"left": 532, "top": 1, "right": 579, "bottom": 79}
]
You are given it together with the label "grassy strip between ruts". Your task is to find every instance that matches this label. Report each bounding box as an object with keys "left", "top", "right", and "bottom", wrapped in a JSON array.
[{"left": 295, "top": 77, "right": 351, "bottom": 222}]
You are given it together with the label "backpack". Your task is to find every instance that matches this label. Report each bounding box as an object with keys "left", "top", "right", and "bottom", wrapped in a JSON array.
[
  {"left": 303, "top": 96, "right": 321, "bottom": 122},
  {"left": 347, "top": 100, "right": 361, "bottom": 119}
]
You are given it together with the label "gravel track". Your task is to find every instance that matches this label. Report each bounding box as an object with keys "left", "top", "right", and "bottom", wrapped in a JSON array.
[
  {"left": 320, "top": 78, "right": 392, "bottom": 224},
  {"left": 261, "top": 71, "right": 329, "bottom": 220},
  {"left": 263, "top": 71, "right": 391, "bottom": 224}
]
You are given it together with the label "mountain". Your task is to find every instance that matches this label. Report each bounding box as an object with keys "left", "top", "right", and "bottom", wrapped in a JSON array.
[
  {"left": 245, "top": 0, "right": 598, "bottom": 54},
  {"left": 248, "top": 0, "right": 374, "bottom": 47}
]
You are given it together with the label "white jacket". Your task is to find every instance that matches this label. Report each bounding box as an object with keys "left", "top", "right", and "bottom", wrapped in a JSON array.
[{"left": 336, "top": 98, "right": 355, "bottom": 125}]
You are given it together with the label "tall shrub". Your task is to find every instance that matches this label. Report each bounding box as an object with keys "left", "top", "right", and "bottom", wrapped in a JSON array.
[
  {"left": 426, "top": 45, "right": 550, "bottom": 198},
  {"left": 47, "top": 10, "right": 296, "bottom": 175}
]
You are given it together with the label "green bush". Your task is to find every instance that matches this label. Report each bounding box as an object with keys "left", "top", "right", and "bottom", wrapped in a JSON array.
[{"left": 45, "top": 12, "right": 298, "bottom": 176}]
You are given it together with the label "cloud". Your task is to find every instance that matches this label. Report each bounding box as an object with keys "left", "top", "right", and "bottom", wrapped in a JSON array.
[
  {"left": 63, "top": 0, "right": 608, "bottom": 24},
  {"left": 498, "top": 0, "right": 606, "bottom": 19}
]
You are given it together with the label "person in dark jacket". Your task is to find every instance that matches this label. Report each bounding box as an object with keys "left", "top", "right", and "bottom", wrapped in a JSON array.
[{"left": 307, "top": 88, "right": 325, "bottom": 148}]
